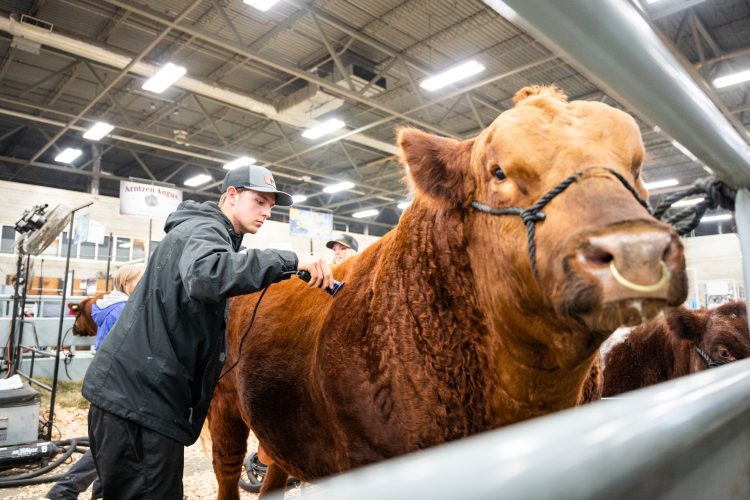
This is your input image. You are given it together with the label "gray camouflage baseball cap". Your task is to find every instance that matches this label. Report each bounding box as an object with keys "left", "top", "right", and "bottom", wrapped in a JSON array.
[{"left": 222, "top": 164, "right": 293, "bottom": 206}]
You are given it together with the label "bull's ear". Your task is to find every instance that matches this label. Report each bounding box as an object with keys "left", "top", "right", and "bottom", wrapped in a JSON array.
[
  {"left": 666, "top": 307, "right": 706, "bottom": 341},
  {"left": 398, "top": 127, "right": 473, "bottom": 205},
  {"left": 713, "top": 301, "right": 745, "bottom": 320}
]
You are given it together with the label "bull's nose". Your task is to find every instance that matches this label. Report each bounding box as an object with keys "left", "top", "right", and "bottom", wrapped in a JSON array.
[{"left": 577, "top": 228, "right": 677, "bottom": 296}]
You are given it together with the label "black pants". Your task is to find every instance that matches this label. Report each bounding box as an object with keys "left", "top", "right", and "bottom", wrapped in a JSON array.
[
  {"left": 88, "top": 404, "right": 184, "bottom": 500},
  {"left": 45, "top": 448, "right": 102, "bottom": 499}
]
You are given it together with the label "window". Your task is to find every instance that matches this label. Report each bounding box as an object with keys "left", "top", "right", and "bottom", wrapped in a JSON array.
[
  {"left": 132, "top": 239, "right": 146, "bottom": 261},
  {"left": 1, "top": 225, "right": 16, "bottom": 254},
  {"left": 60, "top": 232, "right": 79, "bottom": 259},
  {"left": 79, "top": 241, "right": 96, "bottom": 260},
  {"left": 149, "top": 240, "right": 160, "bottom": 258},
  {"left": 116, "top": 237, "right": 131, "bottom": 262},
  {"left": 97, "top": 235, "right": 111, "bottom": 261}
]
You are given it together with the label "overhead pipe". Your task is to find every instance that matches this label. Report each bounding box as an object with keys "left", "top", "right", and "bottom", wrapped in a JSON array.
[{"left": 0, "top": 15, "right": 399, "bottom": 155}]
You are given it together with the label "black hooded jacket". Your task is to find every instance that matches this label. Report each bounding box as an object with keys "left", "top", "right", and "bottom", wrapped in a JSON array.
[{"left": 82, "top": 200, "right": 297, "bottom": 445}]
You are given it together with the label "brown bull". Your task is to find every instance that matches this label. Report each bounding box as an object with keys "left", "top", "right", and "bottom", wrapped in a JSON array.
[
  {"left": 67, "top": 293, "right": 104, "bottom": 337},
  {"left": 208, "top": 85, "right": 688, "bottom": 498},
  {"left": 602, "top": 301, "right": 749, "bottom": 396}
]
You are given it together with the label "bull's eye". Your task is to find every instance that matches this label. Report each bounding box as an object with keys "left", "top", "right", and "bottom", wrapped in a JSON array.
[
  {"left": 494, "top": 167, "right": 506, "bottom": 181},
  {"left": 719, "top": 347, "right": 731, "bottom": 359}
]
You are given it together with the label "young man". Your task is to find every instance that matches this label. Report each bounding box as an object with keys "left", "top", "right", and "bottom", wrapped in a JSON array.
[
  {"left": 326, "top": 233, "right": 359, "bottom": 265},
  {"left": 81, "top": 165, "right": 332, "bottom": 499}
]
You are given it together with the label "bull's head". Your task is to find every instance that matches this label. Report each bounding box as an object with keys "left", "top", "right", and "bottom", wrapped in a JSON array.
[
  {"left": 668, "top": 301, "right": 749, "bottom": 371},
  {"left": 68, "top": 299, "right": 97, "bottom": 337},
  {"left": 399, "top": 85, "right": 688, "bottom": 362}
]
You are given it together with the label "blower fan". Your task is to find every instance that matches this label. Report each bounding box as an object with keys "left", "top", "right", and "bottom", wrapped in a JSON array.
[{"left": 19, "top": 204, "right": 72, "bottom": 256}]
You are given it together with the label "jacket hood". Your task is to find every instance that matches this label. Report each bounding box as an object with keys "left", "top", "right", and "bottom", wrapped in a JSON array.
[
  {"left": 165, "top": 201, "right": 243, "bottom": 250},
  {"left": 95, "top": 290, "right": 129, "bottom": 310},
  {"left": 91, "top": 299, "right": 125, "bottom": 325}
]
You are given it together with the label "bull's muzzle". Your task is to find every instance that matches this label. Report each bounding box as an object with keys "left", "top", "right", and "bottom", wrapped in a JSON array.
[{"left": 577, "top": 226, "right": 683, "bottom": 303}]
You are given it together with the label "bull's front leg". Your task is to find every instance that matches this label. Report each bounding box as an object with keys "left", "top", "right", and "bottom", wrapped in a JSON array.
[{"left": 209, "top": 379, "right": 250, "bottom": 500}]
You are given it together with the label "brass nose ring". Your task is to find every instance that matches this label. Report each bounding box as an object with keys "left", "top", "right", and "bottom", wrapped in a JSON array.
[{"left": 609, "top": 260, "right": 670, "bottom": 293}]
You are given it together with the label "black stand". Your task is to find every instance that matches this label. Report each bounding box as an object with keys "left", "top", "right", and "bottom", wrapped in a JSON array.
[
  {"left": 43, "top": 201, "right": 93, "bottom": 441},
  {"left": 6, "top": 254, "right": 26, "bottom": 376}
]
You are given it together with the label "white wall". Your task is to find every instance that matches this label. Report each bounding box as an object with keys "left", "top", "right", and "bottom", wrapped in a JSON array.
[{"left": 682, "top": 233, "right": 745, "bottom": 307}]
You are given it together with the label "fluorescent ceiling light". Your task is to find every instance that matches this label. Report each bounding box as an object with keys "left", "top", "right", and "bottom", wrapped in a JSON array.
[
  {"left": 223, "top": 156, "right": 255, "bottom": 170},
  {"left": 54, "top": 148, "right": 82, "bottom": 164},
  {"left": 142, "top": 63, "right": 187, "bottom": 94},
  {"left": 323, "top": 181, "right": 354, "bottom": 193},
  {"left": 713, "top": 69, "right": 750, "bottom": 89},
  {"left": 302, "top": 118, "right": 346, "bottom": 139},
  {"left": 292, "top": 194, "right": 308, "bottom": 204},
  {"left": 243, "top": 0, "right": 280, "bottom": 11},
  {"left": 671, "top": 197, "right": 704, "bottom": 208},
  {"left": 701, "top": 213, "right": 732, "bottom": 223},
  {"left": 644, "top": 178, "right": 679, "bottom": 190},
  {"left": 420, "top": 60, "right": 485, "bottom": 91},
  {"left": 397, "top": 201, "right": 412, "bottom": 209},
  {"left": 184, "top": 174, "right": 212, "bottom": 187},
  {"left": 352, "top": 209, "right": 379, "bottom": 219},
  {"left": 83, "top": 121, "right": 114, "bottom": 141}
]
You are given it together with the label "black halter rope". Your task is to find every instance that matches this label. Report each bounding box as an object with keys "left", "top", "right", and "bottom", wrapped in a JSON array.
[
  {"left": 694, "top": 340, "right": 729, "bottom": 369},
  {"left": 471, "top": 167, "right": 651, "bottom": 279}
]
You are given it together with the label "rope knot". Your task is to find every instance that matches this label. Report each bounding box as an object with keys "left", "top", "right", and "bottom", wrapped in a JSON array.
[
  {"left": 653, "top": 176, "right": 736, "bottom": 236},
  {"left": 521, "top": 211, "right": 546, "bottom": 225},
  {"left": 699, "top": 178, "right": 736, "bottom": 211}
]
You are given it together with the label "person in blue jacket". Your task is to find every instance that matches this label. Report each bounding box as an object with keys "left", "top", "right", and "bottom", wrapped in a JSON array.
[
  {"left": 44, "top": 264, "right": 144, "bottom": 499},
  {"left": 91, "top": 264, "right": 144, "bottom": 350}
]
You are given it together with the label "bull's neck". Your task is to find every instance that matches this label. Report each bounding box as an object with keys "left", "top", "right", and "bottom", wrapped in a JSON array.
[
  {"left": 377, "top": 204, "right": 495, "bottom": 432},
  {"left": 389, "top": 204, "right": 481, "bottom": 335},
  {"left": 491, "top": 323, "right": 600, "bottom": 423}
]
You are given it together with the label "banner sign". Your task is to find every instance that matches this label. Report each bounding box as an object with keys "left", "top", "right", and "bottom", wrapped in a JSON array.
[
  {"left": 289, "top": 208, "right": 333, "bottom": 240},
  {"left": 72, "top": 213, "right": 89, "bottom": 245},
  {"left": 119, "top": 180, "right": 182, "bottom": 219}
]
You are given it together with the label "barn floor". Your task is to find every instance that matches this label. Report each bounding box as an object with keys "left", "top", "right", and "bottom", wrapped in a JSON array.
[{"left": 0, "top": 407, "right": 262, "bottom": 499}]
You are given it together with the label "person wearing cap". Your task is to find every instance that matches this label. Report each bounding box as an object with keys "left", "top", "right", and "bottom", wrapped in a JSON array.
[
  {"left": 327, "top": 233, "right": 359, "bottom": 265},
  {"left": 81, "top": 165, "right": 332, "bottom": 499}
]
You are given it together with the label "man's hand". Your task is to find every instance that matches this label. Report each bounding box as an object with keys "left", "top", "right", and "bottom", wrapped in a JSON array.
[{"left": 297, "top": 255, "right": 333, "bottom": 291}]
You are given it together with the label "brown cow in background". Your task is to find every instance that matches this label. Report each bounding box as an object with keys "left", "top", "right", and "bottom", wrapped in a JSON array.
[
  {"left": 602, "top": 301, "right": 749, "bottom": 397},
  {"left": 209, "top": 85, "right": 688, "bottom": 498},
  {"left": 67, "top": 292, "right": 104, "bottom": 336}
]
